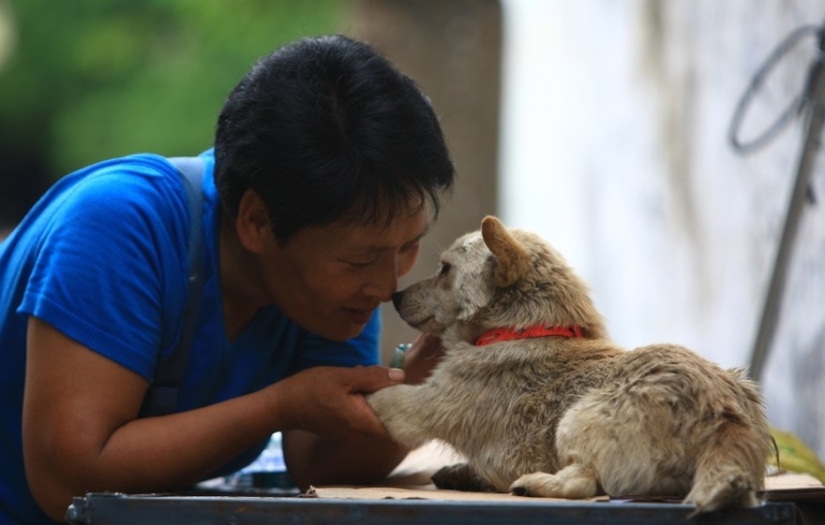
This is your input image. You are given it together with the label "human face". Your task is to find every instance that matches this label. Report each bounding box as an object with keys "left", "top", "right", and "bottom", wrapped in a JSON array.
[{"left": 260, "top": 206, "right": 430, "bottom": 341}]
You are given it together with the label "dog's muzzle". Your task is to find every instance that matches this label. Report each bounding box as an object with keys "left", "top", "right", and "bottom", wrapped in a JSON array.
[{"left": 391, "top": 290, "right": 404, "bottom": 310}]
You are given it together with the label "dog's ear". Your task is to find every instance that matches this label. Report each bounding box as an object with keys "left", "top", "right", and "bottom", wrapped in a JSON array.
[{"left": 481, "top": 216, "right": 531, "bottom": 288}]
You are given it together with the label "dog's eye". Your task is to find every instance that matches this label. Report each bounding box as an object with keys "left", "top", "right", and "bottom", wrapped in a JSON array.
[{"left": 439, "top": 263, "right": 451, "bottom": 277}]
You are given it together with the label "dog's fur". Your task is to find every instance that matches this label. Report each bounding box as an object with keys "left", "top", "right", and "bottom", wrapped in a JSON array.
[{"left": 368, "top": 216, "right": 771, "bottom": 514}]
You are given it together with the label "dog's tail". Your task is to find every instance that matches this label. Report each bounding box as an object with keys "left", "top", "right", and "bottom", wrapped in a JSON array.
[
  {"left": 684, "top": 374, "right": 769, "bottom": 515},
  {"left": 685, "top": 446, "right": 759, "bottom": 515}
]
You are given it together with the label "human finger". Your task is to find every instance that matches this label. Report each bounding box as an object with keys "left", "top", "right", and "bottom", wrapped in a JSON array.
[{"left": 346, "top": 365, "right": 405, "bottom": 394}]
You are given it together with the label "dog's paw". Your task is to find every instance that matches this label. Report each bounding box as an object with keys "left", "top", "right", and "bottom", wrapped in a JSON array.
[
  {"left": 510, "top": 472, "right": 562, "bottom": 497},
  {"left": 684, "top": 469, "right": 758, "bottom": 516},
  {"left": 510, "top": 466, "right": 599, "bottom": 499},
  {"left": 365, "top": 385, "right": 430, "bottom": 448},
  {"left": 432, "top": 463, "right": 496, "bottom": 492}
]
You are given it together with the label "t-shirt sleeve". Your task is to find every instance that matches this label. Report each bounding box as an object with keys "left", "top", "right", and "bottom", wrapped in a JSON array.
[
  {"left": 289, "top": 308, "right": 382, "bottom": 372},
  {"left": 18, "top": 164, "right": 188, "bottom": 380}
]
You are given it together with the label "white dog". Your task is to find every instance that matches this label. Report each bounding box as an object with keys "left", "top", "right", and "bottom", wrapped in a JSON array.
[{"left": 368, "top": 216, "right": 771, "bottom": 514}]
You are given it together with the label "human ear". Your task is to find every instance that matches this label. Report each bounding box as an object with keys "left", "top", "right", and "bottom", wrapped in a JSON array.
[{"left": 235, "top": 189, "right": 271, "bottom": 254}]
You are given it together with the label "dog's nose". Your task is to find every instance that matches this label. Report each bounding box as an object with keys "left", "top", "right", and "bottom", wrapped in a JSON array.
[{"left": 391, "top": 291, "right": 404, "bottom": 310}]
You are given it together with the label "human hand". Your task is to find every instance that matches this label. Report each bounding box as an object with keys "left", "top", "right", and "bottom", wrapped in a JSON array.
[
  {"left": 402, "top": 333, "right": 445, "bottom": 384},
  {"left": 273, "top": 365, "right": 404, "bottom": 440}
]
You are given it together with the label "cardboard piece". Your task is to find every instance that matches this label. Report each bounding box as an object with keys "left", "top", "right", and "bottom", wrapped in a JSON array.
[{"left": 313, "top": 441, "right": 825, "bottom": 509}]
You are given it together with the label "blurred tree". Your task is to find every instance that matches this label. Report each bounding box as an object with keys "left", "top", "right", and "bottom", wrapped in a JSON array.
[
  {"left": 0, "top": 0, "right": 346, "bottom": 227},
  {"left": 0, "top": 0, "right": 13, "bottom": 70}
]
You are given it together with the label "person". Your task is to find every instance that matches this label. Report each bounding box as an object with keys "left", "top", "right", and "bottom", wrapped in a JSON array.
[{"left": 0, "top": 34, "right": 454, "bottom": 524}]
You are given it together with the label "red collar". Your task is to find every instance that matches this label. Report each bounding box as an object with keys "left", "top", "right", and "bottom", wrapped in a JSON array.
[{"left": 474, "top": 325, "right": 583, "bottom": 346}]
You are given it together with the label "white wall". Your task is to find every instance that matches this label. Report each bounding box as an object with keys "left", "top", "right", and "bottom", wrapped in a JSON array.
[{"left": 500, "top": 0, "right": 825, "bottom": 457}]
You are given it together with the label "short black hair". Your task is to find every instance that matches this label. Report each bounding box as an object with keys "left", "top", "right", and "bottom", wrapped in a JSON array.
[{"left": 214, "top": 34, "right": 455, "bottom": 244}]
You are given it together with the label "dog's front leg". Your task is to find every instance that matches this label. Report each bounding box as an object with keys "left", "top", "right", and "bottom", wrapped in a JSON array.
[
  {"left": 367, "top": 384, "right": 432, "bottom": 449},
  {"left": 432, "top": 463, "right": 497, "bottom": 492}
]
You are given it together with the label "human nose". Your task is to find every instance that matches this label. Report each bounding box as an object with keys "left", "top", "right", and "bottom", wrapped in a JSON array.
[{"left": 363, "top": 256, "right": 399, "bottom": 302}]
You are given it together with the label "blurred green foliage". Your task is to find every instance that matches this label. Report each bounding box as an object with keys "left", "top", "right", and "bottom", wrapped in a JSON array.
[{"left": 0, "top": 0, "right": 347, "bottom": 179}]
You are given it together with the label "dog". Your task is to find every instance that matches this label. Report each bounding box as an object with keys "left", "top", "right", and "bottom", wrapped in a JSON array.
[{"left": 367, "top": 216, "right": 771, "bottom": 514}]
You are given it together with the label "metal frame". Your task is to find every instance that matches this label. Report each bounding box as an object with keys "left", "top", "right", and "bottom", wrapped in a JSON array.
[{"left": 66, "top": 493, "right": 798, "bottom": 525}]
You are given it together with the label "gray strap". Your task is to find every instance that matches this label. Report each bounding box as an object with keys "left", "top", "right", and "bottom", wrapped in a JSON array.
[{"left": 140, "top": 157, "right": 205, "bottom": 416}]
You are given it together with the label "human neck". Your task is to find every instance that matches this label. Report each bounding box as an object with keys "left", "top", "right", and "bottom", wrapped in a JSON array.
[{"left": 218, "top": 210, "right": 268, "bottom": 339}]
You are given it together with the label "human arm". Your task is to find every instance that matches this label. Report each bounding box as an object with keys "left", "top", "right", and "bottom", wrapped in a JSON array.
[
  {"left": 22, "top": 317, "right": 403, "bottom": 520},
  {"left": 281, "top": 333, "right": 444, "bottom": 489},
  {"left": 279, "top": 364, "right": 409, "bottom": 490},
  {"left": 282, "top": 427, "right": 409, "bottom": 490}
]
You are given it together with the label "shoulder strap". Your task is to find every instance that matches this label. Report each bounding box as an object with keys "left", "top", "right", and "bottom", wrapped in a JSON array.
[{"left": 140, "top": 157, "right": 205, "bottom": 417}]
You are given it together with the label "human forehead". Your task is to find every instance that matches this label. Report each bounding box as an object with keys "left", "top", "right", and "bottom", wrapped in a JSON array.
[{"left": 305, "top": 207, "right": 431, "bottom": 252}]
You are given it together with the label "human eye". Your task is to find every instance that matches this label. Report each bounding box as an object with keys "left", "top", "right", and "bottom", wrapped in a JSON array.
[
  {"left": 343, "top": 255, "right": 379, "bottom": 268},
  {"left": 347, "top": 260, "right": 375, "bottom": 269},
  {"left": 400, "top": 240, "right": 420, "bottom": 254}
]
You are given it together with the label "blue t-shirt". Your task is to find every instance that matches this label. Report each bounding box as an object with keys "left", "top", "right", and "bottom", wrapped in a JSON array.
[{"left": 0, "top": 150, "right": 380, "bottom": 525}]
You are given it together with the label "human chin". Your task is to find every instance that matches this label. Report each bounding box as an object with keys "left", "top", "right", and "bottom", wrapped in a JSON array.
[{"left": 336, "top": 308, "right": 375, "bottom": 340}]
